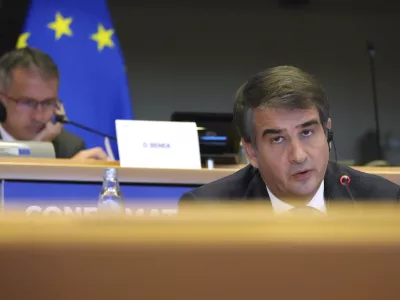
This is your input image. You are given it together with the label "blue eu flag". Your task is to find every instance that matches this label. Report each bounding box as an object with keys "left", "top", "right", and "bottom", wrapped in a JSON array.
[{"left": 17, "top": 0, "right": 133, "bottom": 158}]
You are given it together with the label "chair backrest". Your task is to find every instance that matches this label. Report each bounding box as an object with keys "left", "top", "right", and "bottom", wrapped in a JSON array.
[{"left": 364, "top": 160, "right": 390, "bottom": 167}]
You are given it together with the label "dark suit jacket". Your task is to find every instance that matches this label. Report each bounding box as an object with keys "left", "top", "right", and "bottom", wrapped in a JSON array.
[
  {"left": 179, "top": 162, "right": 400, "bottom": 206},
  {"left": 52, "top": 129, "right": 85, "bottom": 158}
]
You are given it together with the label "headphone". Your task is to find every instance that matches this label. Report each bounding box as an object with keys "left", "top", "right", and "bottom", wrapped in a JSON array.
[
  {"left": 0, "top": 101, "right": 5, "bottom": 123},
  {"left": 327, "top": 129, "right": 333, "bottom": 144}
]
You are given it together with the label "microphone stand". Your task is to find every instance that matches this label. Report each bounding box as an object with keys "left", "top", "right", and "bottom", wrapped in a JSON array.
[
  {"left": 55, "top": 115, "right": 117, "bottom": 141},
  {"left": 367, "top": 41, "right": 382, "bottom": 159}
]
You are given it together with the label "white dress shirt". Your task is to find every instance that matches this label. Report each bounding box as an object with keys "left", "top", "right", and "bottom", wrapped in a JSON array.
[
  {"left": 267, "top": 181, "right": 327, "bottom": 215},
  {"left": 0, "top": 124, "right": 16, "bottom": 142}
]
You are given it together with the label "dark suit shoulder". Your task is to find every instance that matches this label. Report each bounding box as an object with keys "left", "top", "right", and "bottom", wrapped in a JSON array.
[
  {"left": 56, "top": 129, "right": 84, "bottom": 144},
  {"left": 330, "top": 162, "right": 400, "bottom": 199},
  {"left": 180, "top": 164, "right": 258, "bottom": 201},
  {"left": 52, "top": 129, "right": 85, "bottom": 159}
]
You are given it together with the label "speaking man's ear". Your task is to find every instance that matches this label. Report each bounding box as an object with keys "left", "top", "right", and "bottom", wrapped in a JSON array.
[{"left": 242, "top": 138, "right": 259, "bottom": 169}]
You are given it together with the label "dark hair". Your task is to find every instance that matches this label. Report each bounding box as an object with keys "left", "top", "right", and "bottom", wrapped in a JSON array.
[
  {"left": 0, "top": 47, "right": 59, "bottom": 91},
  {"left": 233, "top": 65, "right": 329, "bottom": 146}
]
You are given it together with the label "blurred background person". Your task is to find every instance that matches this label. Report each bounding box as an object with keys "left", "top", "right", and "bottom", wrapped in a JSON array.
[{"left": 0, "top": 47, "right": 107, "bottom": 160}]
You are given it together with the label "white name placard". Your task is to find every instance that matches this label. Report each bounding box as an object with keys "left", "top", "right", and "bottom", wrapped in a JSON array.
[{"left": 115, "top": 120, "right": 201, "bottom": 169}]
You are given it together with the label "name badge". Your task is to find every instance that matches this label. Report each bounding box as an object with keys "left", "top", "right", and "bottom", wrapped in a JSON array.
[{"left": 115, "top": 120, "right": 201, "bottom": 169}]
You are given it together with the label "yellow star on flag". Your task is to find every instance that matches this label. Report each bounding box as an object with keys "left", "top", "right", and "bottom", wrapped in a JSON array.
[
  {"left": 47, "top": 12, "right": 73, "bottom": 40},
  {"left": 16, "top": 32, "right": 30, "bottom": 49},
  {"left": 90, "top": 24, "right": 114, "bottom": 51}
]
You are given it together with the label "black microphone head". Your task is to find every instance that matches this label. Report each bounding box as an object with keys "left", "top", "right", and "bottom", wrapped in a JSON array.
[
  {"left": 339, "top": 175, "right": 351, "bottom": 186},
  {"left": 0, "top": 101, "right": 6, "bottom": 123},
  {"left": 367, "top": 41, "right": 376, "bottom": 58},
  {"left": 55, "top": 114, "right": 69, "bottom": 123},
  {"left": 366, "top": 41, "right": 375, "bottom": 51}
]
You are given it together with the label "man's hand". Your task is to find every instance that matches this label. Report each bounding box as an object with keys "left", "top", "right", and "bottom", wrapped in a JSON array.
[
  {"left": 33, "top": 101, "right": 66, "bottom": 142},
  {"left": 71, "top": 147, "right": 108, "bottom": 161},
  {"left": 33, "top": 122, "right": 63, "bottom": 142}
]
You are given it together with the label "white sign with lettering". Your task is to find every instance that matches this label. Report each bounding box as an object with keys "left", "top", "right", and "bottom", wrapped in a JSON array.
[{"left": 115, "top": 120, "right": 201, "bottom": 169}]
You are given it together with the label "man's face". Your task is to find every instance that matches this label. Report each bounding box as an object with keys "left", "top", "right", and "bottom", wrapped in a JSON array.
[
  {"left": 1, "top": 68, "right": 58, "bottom": 140},
  {"left": 244, "top": 107, "right": 330, "bottom": 201}
]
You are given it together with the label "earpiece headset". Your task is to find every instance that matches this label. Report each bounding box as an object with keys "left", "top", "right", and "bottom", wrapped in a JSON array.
[
  {"left": 0, "top": 101, "right": 6, "bottom": 123},
  {"left": 327, "top": 127, "right": 338, "bottom": 164},
  {"left": 327, "top": 129, "right": 333, "bottom": 144}
]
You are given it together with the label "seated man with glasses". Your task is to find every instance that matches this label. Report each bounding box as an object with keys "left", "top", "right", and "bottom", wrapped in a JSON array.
[{"left": 0, "top": 47, "right": 107, "bottom": 160}]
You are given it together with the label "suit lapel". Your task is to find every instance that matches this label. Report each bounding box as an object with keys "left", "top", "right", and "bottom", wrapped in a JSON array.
[{"left": 243, "top": 169, "right": 270, "bottom": 201}]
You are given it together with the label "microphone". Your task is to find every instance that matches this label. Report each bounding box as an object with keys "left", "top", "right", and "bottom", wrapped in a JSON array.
[
  {"left": 339, "top": 175, "right": 354, "bottom": 200},
  {"left": 367, "top": 41, "right": 376, "bottom": 58},
  {"left": 366, "top": 41, "right": 382, "bottom": 160},
  {"left": 0, "top": 101, "right": 117, "bottom": 142},
  {"left": 55, "top": 114, "right": 117, "bottom": 141}
]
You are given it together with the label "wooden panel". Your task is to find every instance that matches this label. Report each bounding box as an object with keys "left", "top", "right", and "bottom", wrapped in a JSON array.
[
  {"left": 0, "top": 211, "right": 399, "bottom": 300},
  {"left": 1, "top": 244, "right": 399, "bottom": 300}
]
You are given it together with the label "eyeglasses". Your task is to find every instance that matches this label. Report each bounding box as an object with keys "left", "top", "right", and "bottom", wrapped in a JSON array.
[{"left": 1, "top": 94, "right": 59, "bottom": 112}]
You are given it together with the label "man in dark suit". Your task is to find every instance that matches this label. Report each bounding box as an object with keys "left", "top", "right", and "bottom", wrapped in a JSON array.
[
  {"left": 50, "top": 128, "right": 85, "bottom": 159},
  {"left": 180, "top": 66, "right": 400, "bottom": 214},
  {"left": 0, "top": 47, "right": 106, "bottom": 160}
]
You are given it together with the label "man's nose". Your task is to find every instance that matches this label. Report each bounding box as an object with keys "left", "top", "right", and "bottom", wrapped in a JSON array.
[
  {"left": 31, "top": 105, "right": 49, "bottom": 122},
  {"left": 288, "top": 139, "right": 308, "bottom": 164}
]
